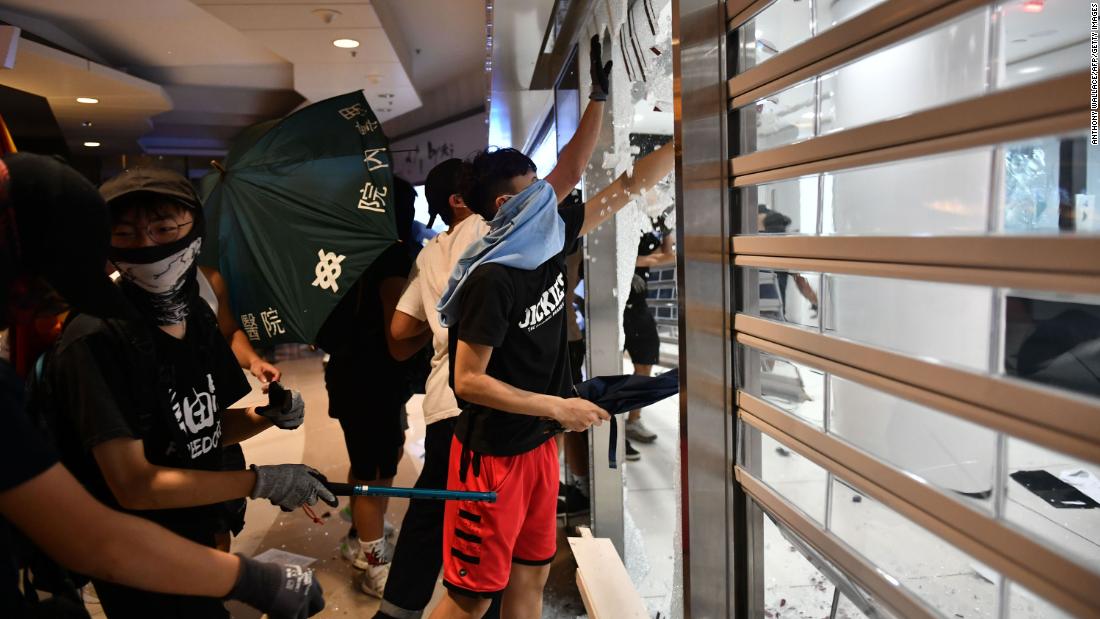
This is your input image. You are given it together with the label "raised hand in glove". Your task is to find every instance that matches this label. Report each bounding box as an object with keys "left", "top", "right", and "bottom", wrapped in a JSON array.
[
  {"left": 589, "top": 34, "right": 613, "bottom": 101},
  {"left": 250, "top": 464, "right": 337, "bottom": 511},
  {"left": 228, "top": 555, "right": 324, "bottom": 619},
  {"left": 255, "top": 382, "right": 305, "bottom": 430}
]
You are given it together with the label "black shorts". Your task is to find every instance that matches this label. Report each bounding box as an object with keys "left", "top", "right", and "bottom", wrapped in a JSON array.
[
  {"left": 336, "top": 402, "right": 407, "bottom": 481},
  {"left": 623, "top": 307, "right": 660, "bottom": 366}
]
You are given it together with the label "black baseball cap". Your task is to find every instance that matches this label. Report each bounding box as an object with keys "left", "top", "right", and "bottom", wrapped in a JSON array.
[
  {"left": 99, "top": 166, "right": 202, "bottom": 211},
  {"left": 424, "top": 158, "right": 465, "bottom": 227}
]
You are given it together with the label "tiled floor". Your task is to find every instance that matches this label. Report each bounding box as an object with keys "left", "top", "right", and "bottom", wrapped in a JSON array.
[{"left": 623, "top": 366, "right": 681, "bottom": 619}]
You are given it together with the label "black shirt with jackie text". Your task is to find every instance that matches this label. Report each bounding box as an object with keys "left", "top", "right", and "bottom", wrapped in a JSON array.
[{"left": 449, "top": 202, "right": 585, "bottom": 456}]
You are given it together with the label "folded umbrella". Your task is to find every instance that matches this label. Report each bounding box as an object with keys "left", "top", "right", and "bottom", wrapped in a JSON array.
[
  {"left": 545, "top": 368, "right": 680, "bottom": 468},
  {"left": 573, "top": 367, "right": 679, "bottom": 416}
]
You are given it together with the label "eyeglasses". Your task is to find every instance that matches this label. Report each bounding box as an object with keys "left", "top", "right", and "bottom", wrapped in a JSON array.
[{"left": 111, "top": 219, "right": 194, "bottom": 247}]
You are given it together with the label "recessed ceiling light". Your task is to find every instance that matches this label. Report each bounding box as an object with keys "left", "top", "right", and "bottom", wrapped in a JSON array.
[
  {"left": 333, "top": 38, "right": 360, "bottom": 49},
  {"left": 1018, "top": 66, "right": 1043, "bottom": 74},
  {"left": 83, "top": 141, "right": 100, "bottom": 147},
  {"left": 76, "top": 97, "right": 98, "bottom": 104}
]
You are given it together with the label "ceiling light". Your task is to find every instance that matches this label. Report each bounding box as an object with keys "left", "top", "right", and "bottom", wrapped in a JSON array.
[
  {"left": 76, "top": 97, "right": 98, "bottom": 104},
  {"left": 1022, "top": 0, "right": 1043, "bottom": 12},
  {"left": 83, "top": 141, "right": 100, "bottom": 147},
  {"left": 1018, "top": 66, "right": 1043, "bottom": 74},
  {"left": 333, "top": 38, "right": 360, "bottom": 49}
]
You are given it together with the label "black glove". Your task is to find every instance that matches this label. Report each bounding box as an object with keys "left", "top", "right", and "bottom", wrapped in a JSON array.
[
  {"left": 255, "top": 382, "right": 305, "bottom": 430},
  {"left": 228, "top": 555, "right": 324, "bottom": 619},
  {"left": 250, "top": 464, "right": 338, "bottom": 511},
  {"left": 589, "top": 35, "right": 613, "bottom": 101}
]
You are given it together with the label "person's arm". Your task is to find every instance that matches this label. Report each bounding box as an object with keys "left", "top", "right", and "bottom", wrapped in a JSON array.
[
  {"left": 635, "top": 232, "right": 676, "bottom": 267},
  {"left": 453, "top": 340, "right": 609, "bottom": 432},
  {"left": 391, "top": 263, "right": 431, "bottom": 342},
  {"left": 392, "top": 310, "right": 429, "bottom": 341},
  {"left": 221, "top": 407, "right": 274, "bottom": 445},
  {"left": 791, "top": 273, "right": 820, "bottom": 307},
  {"left": 544, "top": 35, "right": 612, "bottom": 203},
  {"left": 381, "top": 276, "right": 431, "bottom": 361},
  {"left": 0, "top": 463, "right": 239, "bottom": 595},
  {"left": 0, "top": 464, "right": 325, "bottom": 617},
  {"left": 545, "top": 100, "right": 604, "bottom": 203},
  {"left": 202, "top": 267, "right": 280, "bottom": 383},
  {"left": 580, "top": 142, "right": 674, "bottom": 236},
  {"left": 92, "top": 437, "right": 257, "bottom": 510}
]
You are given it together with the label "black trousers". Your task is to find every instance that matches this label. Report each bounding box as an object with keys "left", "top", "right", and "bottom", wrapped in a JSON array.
[{"left": 376, "top": 418, "right": 500, "bottom": 619}]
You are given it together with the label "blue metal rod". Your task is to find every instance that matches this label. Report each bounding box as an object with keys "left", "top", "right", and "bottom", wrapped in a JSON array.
[
  {"left": 322, "top": 480, "right": 496, "bottom": 502},
  {"left": 353, "top": 485, "right": 497, "bottom": 503}
]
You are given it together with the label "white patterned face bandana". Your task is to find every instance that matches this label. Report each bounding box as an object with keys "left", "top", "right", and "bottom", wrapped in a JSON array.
[{"left": 110, "top": 226, "right": 203, "bottom": 326}]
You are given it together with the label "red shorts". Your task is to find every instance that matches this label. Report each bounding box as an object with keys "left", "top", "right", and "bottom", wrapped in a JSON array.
[{"left": 441, "top": 435, "right": 559, "bottom": 597}]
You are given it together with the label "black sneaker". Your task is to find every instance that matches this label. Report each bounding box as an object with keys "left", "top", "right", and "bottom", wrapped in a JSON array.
[
  {"left": 625, "top": 440, "right": 641, "bottom": 462},
  {"left": 556, "top": 484, "right": 590, "bottom": 516}
]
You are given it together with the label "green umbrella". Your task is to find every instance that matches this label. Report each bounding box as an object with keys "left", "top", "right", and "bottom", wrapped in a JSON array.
[{"left": 201, "top": 91, "right": 397, "bottom": 345}]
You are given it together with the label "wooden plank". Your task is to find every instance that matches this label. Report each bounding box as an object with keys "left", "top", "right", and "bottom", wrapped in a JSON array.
[{"left": 568, "top": 531, "right": 649, "bottom": 619}]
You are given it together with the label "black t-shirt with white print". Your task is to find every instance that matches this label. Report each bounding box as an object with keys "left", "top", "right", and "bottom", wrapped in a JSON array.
[
  {"left": 47, "top": 300, "right": 250, "bottom": 535},
  {"left": 449, "top": 202, "right": 585, "bottom": 456}
]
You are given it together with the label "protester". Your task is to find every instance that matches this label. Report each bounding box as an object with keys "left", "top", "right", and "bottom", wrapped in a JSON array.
[
  {"left": 425, "top": 36, "right": 632, "bottom": 619},
  {"left": 382, "top": 158, "right": 497, "bottom": 619},
  {"left": 757, "top": 206, "right": 818, "bottom": 315},
  {"left": 316, "top": 175, "right": 429, "bottom": 597},
  {"left": 31, "top": 165, "right": 335, "bottom": 618},
  {"left": 0, "top": 153, "right": 324, "bottom": 619},
  {"left": 622, "top": 210, "right": 675, "bottom": 453}
]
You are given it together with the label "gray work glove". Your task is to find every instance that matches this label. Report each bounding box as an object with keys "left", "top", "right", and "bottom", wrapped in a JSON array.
[
  {"left": 589, "top": 35, "right": 613, "bottom": 101},
  {"left": 227, "top": 554, "right": 324, "bottom": 619},
  {"left": 255, "top": 382, "right": 305, "bottom": 430},
  {"left": 250, "top": 464, "right": 337, "bottom": 511},
  {"left": 631, "top": 273, "right": 647, "bottom": 294}
]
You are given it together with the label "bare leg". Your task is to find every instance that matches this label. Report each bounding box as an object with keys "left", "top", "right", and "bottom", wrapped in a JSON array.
[
  {"left": 349, "top": 470, "right": 393, "bottom": 543},
  {"left": 428, "top": 591, "right": 492, "bottom": 619},
  {"left": 627, "top": 363, "right": 653, "bottom": 422},
  {"left": 501, "top": 563, "right": 551, "bottom": 619}
]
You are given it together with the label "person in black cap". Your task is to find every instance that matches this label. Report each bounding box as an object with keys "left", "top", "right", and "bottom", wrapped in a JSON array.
[
  {"left": 315, "top": 174, "right": 427, "bottom": 598},
  {"left": 33, "top": 164, "right": 336, "bottom": 618},
  {"left": 0, "top": 153, "right": 324, "bottom": 618}
]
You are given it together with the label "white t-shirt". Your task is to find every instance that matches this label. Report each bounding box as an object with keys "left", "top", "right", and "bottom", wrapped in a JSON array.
[{"left": 397, "top": 215, "right": 489, "bottom": 425}]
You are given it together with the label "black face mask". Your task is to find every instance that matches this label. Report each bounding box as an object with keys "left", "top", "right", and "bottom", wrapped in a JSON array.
[{"left": 109, "top": 212, "right": 204, "bottom": 326}]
